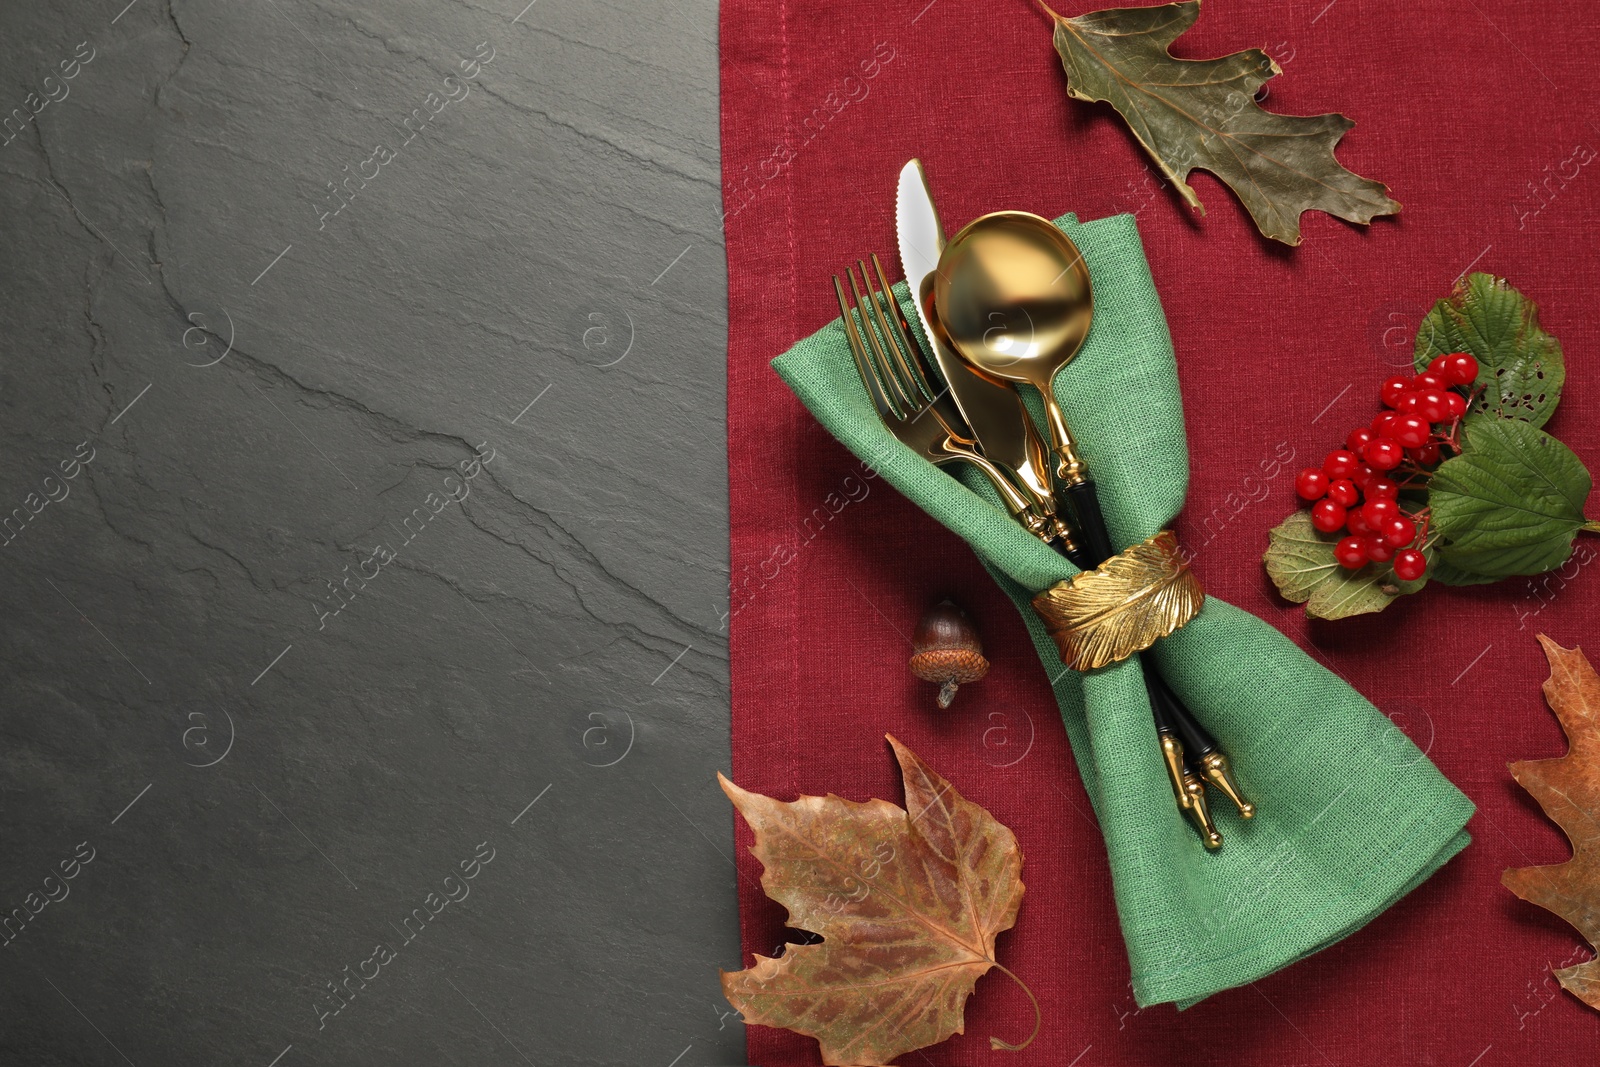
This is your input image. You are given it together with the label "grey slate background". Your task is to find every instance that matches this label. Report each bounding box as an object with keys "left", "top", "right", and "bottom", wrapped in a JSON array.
[{"left": 0, "top": 1, "right": 742, "bottom": 1064}]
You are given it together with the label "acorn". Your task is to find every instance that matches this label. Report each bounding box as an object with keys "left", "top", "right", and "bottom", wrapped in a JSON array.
[{"left": 909, "top": 600, "right": 989, "bottom": 709}]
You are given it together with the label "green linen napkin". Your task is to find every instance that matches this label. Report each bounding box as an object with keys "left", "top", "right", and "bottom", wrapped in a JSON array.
[{"left": 771, "top": 211, "right": 1473, "bottom": 1008}]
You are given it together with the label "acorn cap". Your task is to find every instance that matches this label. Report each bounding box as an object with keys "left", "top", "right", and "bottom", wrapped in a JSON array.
[{"left": 909, "top": 600, "right": 989, "bottom": 709}]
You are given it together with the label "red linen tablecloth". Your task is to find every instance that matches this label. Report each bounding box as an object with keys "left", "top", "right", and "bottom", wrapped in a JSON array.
[{"left": 720, "top": 1, "right": 1600, "bottom": 1062}]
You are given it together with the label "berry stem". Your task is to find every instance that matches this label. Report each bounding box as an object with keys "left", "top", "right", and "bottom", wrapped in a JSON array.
[
  {"left": 1439, "top": 383, "right": 1484, "bottom": 452},
  {"left": 1416, "top": 511, "right": 1436, "bottom": 551},
  {"left": 1396, "top": 464, "right": 1428, "bottom": 484}
]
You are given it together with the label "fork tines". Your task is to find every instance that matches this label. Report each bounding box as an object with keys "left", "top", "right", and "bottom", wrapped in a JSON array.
[{"left": 833, "top": 254, "right": 940, "bottom": 421}]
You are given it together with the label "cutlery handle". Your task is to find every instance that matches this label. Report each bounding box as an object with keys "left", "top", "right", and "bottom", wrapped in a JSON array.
[
  {"left": 955, "top": 445, "right": 1057, "bottom": 540},
  {"left": 1144, "top": 664, "right": 1212, "bottom": 766},
  {"left": 1061, "top": 481, "right": 1114, "bottom": 566},
  {"left": 1150, "top": 676, "right": 1222, "bottom": 848},
  {"left": 1144, "top": 637, "right": 1254, "bottom": 819},
  {"left": 1141, "top": 660, "right": 1211, "bottom": 754}
]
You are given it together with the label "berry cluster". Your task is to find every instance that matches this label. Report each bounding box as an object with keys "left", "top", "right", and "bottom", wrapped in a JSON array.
[{"left": 1293, "top": 352, "right": 1481, "bottom": 580}]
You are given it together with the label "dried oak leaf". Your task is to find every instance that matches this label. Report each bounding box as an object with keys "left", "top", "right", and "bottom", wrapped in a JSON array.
[
  {"left": 1041, "top": 0, "right": 1400, "bottom": 244},
  {"left": 719, "top": 735, "right": 1032, "bottom": 1065},
  {"left": 1503, "top": 636, "right": 1600, "bottom": 1013}
]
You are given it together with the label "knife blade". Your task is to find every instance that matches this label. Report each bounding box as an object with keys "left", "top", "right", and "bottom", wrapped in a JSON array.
[{"left": 895, "top": 159, "right": 1061, "bottom": 527}]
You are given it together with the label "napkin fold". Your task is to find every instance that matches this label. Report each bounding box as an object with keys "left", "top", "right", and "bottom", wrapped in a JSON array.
[{"left": 771, "top": 211, "right": 1473, "bottom": 1008}]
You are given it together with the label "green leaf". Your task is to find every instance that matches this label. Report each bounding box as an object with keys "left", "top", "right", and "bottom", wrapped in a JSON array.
[
  {"left": 1436, "top": 538, "right": 1574, "bottom": 579},
  {"left": 1429, "top": 415, "right": 1590, "bottom": 578},
  {"left": 1043, "top": 1, "right": 1399, "bottom": 246},
  {"left": 1414, "top": 273, "right": 1565, "bottom": 427},
  {"left": 1426, "top": 557, "right": 1502, "bottom": 587},
  {"left": 1263, "top": 511, "right": 1427, "bottom": 620}
]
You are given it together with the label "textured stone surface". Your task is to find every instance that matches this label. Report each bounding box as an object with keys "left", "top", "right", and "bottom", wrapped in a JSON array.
[{"left": 0, "top": 1, "right": 739, "bottom": 1064}]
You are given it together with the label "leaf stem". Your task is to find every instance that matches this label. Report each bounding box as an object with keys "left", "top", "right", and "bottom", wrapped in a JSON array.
[
  {"left": 1028, "top": 0, "right": 1063, "bottom": 20},
  {"left": 1583, "top": 520, "right": 1600, "bottom": 535},
  {"left": 987, "top": 963, "right": 1041, "bottom": 1052}
]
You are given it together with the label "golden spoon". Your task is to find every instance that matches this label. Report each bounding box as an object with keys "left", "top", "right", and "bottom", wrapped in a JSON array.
[{"left": 932, "top": 210, "right": 1095, "bottom": 489}]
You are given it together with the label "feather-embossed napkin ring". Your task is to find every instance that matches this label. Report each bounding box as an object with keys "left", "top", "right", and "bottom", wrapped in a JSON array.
[{"left": 1031, "top": 531, "right": 1203, "bottom": 671}]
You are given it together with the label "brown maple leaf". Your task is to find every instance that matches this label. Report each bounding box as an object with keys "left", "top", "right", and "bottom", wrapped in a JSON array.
[
  {"left": 719, "top": 735, "right": 1034, "bottom": 1065},
  {"left": 1503, "top": 635, "right": 1600, "bottom": 1012}
]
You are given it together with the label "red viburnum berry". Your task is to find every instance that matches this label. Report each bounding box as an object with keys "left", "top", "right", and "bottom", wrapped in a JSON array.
[
  {"left": 1323, "top": 449, "right": 1361, "bottom": 480},
  {"left": 1366, "top": 477, "right": 1400, "bottom": 500},
  {"left": 1416, "top": 390, "right": 1450, "bottom": 422},
  {"left": 1436, "top": 352, "right": 1479, "bottom": 386},
  {"left": 1327, "top": 479, "right": 1360, "bottom": 508},
  {"left": 1380, "top": 375, "right": 1412, "bottom": 408},
  {"left": 1331, "top": 537, "right": 1369, "bottom": 572},
  {"left": 1362, "top": 498, "right": 1400, "bottom": 528},
  {"left": 1409, "top": 442, "right": 1442, "bottom": 466},
  {"left": 1295, "top": 467, "right": 1330, "bottom": 500},
  {"left": 1383, "top": 516, "right": 1417, "bottom": 548},
  {"left": 1364, "top": 438, "right": 1405, "bottom": 471},
  {"left": 1394, "top": 549, "right": 1427, "bottom": 581},
  {"left": 1391, "top": 415, "right": 1431, "bottom": 449},
  {"left": 1312, "top": 498, "right": 1347, "bottom": 533},
  {"left": 1335, "top": 536, "right": 1369, "bottom": 569}
]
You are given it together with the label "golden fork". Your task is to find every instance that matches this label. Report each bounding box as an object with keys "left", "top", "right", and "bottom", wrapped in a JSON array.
[{"left": 834, "top": 256, "right": 1059, "bottom": 541}]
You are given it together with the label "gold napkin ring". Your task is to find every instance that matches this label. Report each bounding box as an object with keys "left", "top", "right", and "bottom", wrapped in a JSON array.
[{"left": 1031, "top": 530, "right": 1204, "bottom": 671}]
